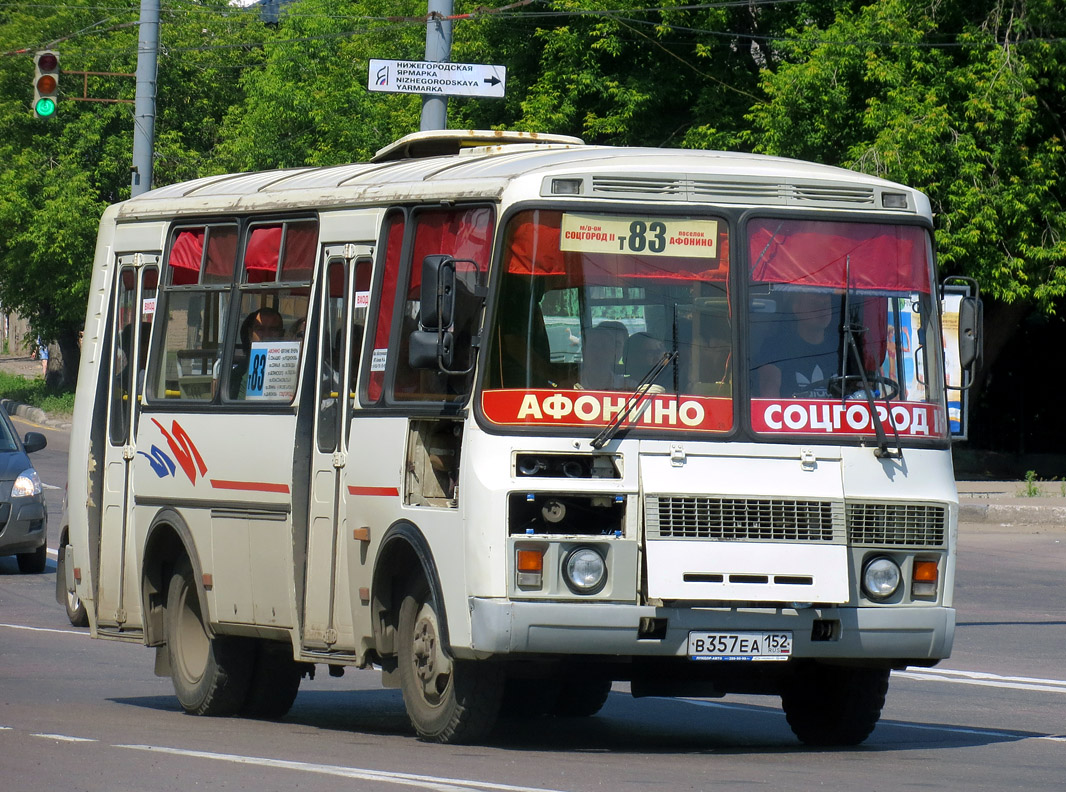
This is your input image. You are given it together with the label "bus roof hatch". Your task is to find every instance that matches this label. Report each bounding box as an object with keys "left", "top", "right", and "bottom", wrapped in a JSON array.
[{"left": 371, "top": 129, "right": 585, "bottom": 163}]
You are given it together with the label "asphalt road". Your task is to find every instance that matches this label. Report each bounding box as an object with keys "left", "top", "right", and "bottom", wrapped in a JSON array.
[{"left": 2, "top": 419, "right": 1063, "bottom": 791}]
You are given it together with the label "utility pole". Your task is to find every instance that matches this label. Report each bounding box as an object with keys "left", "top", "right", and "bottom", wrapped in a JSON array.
[
  {"left": 420, "top": 0, "right": 453, "bottom": 131},
  {"left": 131, "top": 0, "right": 159, "bottom": 197}
]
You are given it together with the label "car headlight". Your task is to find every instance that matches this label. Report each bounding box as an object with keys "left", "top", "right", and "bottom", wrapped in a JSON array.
[
  {"left": 862, "top": 556, "right": 901, "bottom": 600},
  {"left": 563, "top": 547, "right": 607, "bottom": 595},
  {"left": 11, "top": 468, "right": 42, "bottom": 498}
]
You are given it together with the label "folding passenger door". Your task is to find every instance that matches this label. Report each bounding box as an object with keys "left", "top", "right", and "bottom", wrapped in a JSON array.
[
  {"left": 96, "top": 256, "right": 158, "bottom": 630},
  {"left": 302, "top": 245, "right": 373, "bottom": 652}
]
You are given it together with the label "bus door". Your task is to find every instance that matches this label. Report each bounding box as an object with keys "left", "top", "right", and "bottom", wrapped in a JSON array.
[
  {"left": 302, "top": 245, "right": 373, "bottom": 651},
  {"left": 97, "top": 256, "right": 158, "bottom": 629}
]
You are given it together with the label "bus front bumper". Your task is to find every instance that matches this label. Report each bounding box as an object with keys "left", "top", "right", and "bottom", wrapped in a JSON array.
[{"left": 466, "top": 598, "right": 954, "bottom": 663}]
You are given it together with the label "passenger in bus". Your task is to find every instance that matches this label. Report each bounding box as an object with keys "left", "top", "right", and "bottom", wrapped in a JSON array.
[
  {"left": 289, "top": 316, "right": 306, "bottom": 341},
  {"left": 624, "top": 332, "right": 671, "bottom": 393},
  {"left": 597, "top": 320, "right": 628, "bottom": 372},
  {"left": 226, "top": 306, "right": 284, "bottom": 398},
  {"left": 577, "top": 325, "right": 624, "bottom": 391},
  {"left": 753, "top": 291, "right": 840, "bottom": 398}
]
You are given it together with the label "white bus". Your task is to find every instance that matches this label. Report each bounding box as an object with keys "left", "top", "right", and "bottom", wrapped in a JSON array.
[{"left": 60, "top": 130, "right": 980, "bottom": 746}]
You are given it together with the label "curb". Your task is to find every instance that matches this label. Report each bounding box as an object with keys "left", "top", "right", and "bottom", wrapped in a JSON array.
[
  {"left": 0, "top": 398, "right": 73, "bottom": 431},
  {"left": 959, "top": 502, "right": 1066, "bottom": 526}
]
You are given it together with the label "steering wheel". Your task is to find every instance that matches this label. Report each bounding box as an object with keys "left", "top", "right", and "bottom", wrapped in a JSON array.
[{"left": 793, "top": 373, "right": 900, "bottom": 400}]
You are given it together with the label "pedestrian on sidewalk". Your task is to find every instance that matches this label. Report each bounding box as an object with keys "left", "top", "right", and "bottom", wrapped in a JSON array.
[{"left": 36, "top": 336, "right": 49, "bottom": 379}]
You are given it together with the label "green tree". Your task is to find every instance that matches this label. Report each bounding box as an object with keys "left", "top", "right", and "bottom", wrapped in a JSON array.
[
  {"left": 737, "top": 0, "right": 1066, "bottom": 379},
  {"left": 212, "top": 0, "right": 427, "bottom": 170},
  {"left": 0, "top": 0, "right": 267, "bottom": 383}
]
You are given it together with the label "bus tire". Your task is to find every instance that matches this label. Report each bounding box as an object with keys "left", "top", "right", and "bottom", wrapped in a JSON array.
[
  {"left": 551, "top": 678, "right": 612, "bottom": 718},
  {"left": 241, "top": 641, "right": 302, "bottom": 719},
  {"left": 780, "top": 664, "right": 890, "bottom": 747},
  {"left": 397, "top": 578, "right": 503, "bottom": 743},
  {"left": 58, "top": 544, "right": 88, "bottom": 627},
  {"left": 165, "top": 557, "right": 252, "bottom": 716}
]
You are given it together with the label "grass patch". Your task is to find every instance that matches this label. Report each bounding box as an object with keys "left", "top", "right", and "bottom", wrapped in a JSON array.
[
  {"left": 1019, "top": 470, "right": 1042, "bottom": 498},
  {"left": 0, "top": 371, "right": 75, "bottom": 415}
]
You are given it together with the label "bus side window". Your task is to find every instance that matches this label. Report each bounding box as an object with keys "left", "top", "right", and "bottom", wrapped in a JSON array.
[
  {"left": 391, "top": 205, "right": 493, "bottom": 402},
  {"left": 154, "top": 224, "right": 236, "bottom": 401},
  {"left": 223, "top": 220, "right": 316, "bottom": 403}
]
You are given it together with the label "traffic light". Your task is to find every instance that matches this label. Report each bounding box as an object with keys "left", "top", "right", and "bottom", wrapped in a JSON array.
[{"left": 32, "top": 50, "right": 59, "bottom": 119}]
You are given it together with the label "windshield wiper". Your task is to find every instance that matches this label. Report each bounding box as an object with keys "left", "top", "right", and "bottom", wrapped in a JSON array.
[
  {"left": 840, "top": 256, "right": 902, "bottom": 459},
  {"left": 590, "top": 350, "right": 678, "bottom": 449}
]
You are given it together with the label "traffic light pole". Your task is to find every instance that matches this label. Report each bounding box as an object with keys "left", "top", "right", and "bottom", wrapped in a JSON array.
[
  {"left": 131, "top": 0, "right": 159, "bottom": 197},
  {"left": 420, "top": 0, "right": 453, "bottom": 131}
]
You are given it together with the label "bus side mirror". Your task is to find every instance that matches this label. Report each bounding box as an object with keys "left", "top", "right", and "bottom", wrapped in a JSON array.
[
  {"left": 410, "top": 255, "right": 484, "bottom": 374},
  {"left": 958, "top": 294, "right": 982, "bottom": 372},
  {"left": 409, "top": 328, "right": 454, "bottom": 369},
  {"left": 420, "top": 254, "right": 455, "bottom": 331},
  {"left": 410, "top": 255, "right": 457, "bottom": 371}
]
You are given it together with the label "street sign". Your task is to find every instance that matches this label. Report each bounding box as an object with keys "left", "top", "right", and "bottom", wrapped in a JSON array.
[{"left": 368, "top": 59, "right": 506, "bottom": 98}]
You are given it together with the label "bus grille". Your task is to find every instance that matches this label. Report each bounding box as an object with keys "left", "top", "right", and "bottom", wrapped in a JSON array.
[
  {"left": 647, "top": 496, "right": 842, "bottom": 542},
  {"left": 846, "top": 502, "right": 947, "bottom": 547}
]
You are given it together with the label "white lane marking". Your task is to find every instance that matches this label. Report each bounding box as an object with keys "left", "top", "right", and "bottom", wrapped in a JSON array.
[
  {"left": 897, "top": 667, "right": 1066, "bottom": 694},
  {"left": 0, "top": 623, "right": 87, "bottom": 637},
  {"left": 42, "top": 482, "right": 61, "bottom": 490},
  {"left": 885, "top": 722, "right": 1066, "bottom": 744},
  {"left": 117, "top": 744, "right": 571, "bottom": 792},
  {"left": 905, "top": 667, "right": 1066, "bottom": 686},
  {"left": 47, "top": 546, "right": 58, "bottom": 558},
  {"left": 32, "top": 733, "right": 97, "bottom": 742}
]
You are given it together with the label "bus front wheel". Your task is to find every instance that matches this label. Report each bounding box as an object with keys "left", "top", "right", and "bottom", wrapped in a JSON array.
[
  {"left": 780, "top": 664, "right": 890, "bottom": 746},
  {"left": 397, "top": 579, "right": 503, "bottom": 743},
  {"left": 165, "top": 557, "right": 252, "bottom": 716}
]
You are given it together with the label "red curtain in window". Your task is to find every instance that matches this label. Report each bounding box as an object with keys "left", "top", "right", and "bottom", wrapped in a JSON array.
[
  {"left": 407, "top": 207, "right": 494, "bottom": 296},
  {"left": 281, "top": 223, "right": 318, "bottom": 281},
  {"left": 169, "top": 229, "right": 204, "bottom": 285},
  {"left": 245, "top": 226, "right": 282, "bottom": 283},
  {"left": 204, "top": 226, "right": 237, "bottom": 283},
  {"left": 749, "top": 219, "right": 930, "bottom": 294}
]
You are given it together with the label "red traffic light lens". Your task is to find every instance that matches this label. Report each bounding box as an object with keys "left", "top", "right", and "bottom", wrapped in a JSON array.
[
  {"left": 38, "top": 53, "right": 58, "bottom": 71},
  {"left": 36, "top": 75, "right": 57, "bottom": 94}
]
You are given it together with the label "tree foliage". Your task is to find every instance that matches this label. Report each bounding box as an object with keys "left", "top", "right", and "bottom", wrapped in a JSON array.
[
  {"left": 0, "top": 0, "right": 266, "bottom": 377},
  {"left": 739, "top": 0, "right": 1066, "bottom": 313}
]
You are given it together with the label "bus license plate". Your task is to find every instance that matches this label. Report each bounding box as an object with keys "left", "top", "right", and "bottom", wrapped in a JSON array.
[{"left": 688, "top": 631, "right": 792, "bottom": 661}]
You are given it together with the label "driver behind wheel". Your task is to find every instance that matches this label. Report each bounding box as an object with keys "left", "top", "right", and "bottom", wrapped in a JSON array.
[{"left": 753, "top": 290, "right": 841, "bottom": 398}]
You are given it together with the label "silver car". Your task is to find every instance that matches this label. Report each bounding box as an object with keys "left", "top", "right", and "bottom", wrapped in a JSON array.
[{"left": 0, "top": 404, "right": 48, "bottom": 573}]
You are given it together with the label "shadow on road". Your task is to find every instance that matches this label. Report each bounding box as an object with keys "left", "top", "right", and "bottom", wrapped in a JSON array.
[{"left": 106, "top": 687, "right": 1045, "bottom": 755}]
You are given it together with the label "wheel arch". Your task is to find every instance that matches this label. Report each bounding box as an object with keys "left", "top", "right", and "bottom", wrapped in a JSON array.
[
  {"left": 371, "top": 519, "right": 449, "bottom": 660},
  {"left": 141, "top": 508, "right": 207, "bottom": 647}
]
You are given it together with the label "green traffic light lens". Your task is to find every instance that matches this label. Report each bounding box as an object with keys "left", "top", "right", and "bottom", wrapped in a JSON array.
[{"left": 34, "top": 97, "right": 56, "bottom": 117}]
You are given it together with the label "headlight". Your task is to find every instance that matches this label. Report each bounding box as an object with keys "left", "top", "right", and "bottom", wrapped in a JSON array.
[
  {"left": 12, "top": 468, "right": 42, "bottom": 497},
  {"left": 563, "top": 547, "right": 607, "bottom": 595},
  {"left": 862, "top": 556, "right": 901, "bottom": 600}
]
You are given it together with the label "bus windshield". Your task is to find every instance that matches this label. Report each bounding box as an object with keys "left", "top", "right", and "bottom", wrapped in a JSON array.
[
  {"left": 747, "top": 217, "right": 946, "bottom": 440},
  {"left": 480, "top": 209, "right": 945, "bottom": 441},
  {"left": 481, "top": 208, "right": 734, "bottom": 436}
]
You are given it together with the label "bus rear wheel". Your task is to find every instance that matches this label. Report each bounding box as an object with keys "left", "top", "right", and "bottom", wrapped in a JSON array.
[
  {"left": 166, "top": 558, "right": 252, "bottom": 716},
  {"left": 241, "top": 641, "right": 302, "bottom": 719},
  {"left": 780, "top": 664, "right": 890, "bottom": 746},
  {"left": 397, "top": 579, "right": 503, "bottom": 743}
]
